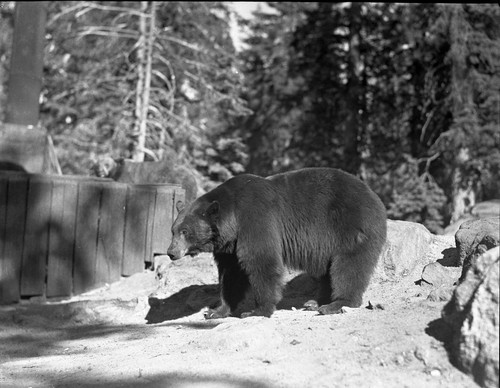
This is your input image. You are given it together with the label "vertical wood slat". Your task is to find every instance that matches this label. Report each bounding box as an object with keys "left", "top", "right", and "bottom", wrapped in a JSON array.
[
  {"left": 73, "top": 180, "right": 102, "bottom": 295},
  {"left": 122, "top": 185, "right": 153, "bottom": 276},
  {"left": 144, "top": 185, "right": 158, "bottom": 266},
  {"left": 151, "top": 186, "right": 176, "bottom": 256},
  {"left": 0, "top": 175, "right": 10, "bottom": 303},
  {"left": 20, "top": 176, "right": 52, "bottom": 296},
  {"left": 46, "top": 178, "right": 78, "bottom": 297},
  {"left": 96, "top": 182, "right": 127, "bottom": 286},
  {"left": 0, "top": 174, "right": 28, "bottom": 303}
]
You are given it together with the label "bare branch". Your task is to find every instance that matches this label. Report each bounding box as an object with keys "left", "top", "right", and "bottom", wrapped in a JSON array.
[
  {"left": 78, "top": 1, "right": 150, "bottom": 18},
  {"left": 157, "top": 35, "right": 207, "bottom": 54}
]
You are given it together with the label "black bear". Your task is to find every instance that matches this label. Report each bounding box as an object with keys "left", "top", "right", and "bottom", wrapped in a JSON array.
[{"left": 167, "top": 167, "right": 387, "bottom": 319}]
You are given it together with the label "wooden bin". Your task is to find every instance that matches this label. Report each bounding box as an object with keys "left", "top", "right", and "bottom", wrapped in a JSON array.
[{"left": 0, "top": 172, "right": 184, "bottom": 303}]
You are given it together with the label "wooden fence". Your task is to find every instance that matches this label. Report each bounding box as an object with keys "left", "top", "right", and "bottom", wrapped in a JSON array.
[{"left": 0, "top": 171, "right": 184, "bottom": 304}]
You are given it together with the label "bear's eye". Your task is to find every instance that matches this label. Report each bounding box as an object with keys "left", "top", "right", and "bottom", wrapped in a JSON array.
[{"left": 180, "top": 229, "right": 188, "bottom": 236}]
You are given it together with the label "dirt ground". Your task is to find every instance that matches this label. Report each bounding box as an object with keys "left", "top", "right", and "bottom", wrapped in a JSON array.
[{"left": 0, "top": 235, "right": 478, "bottom": 388}]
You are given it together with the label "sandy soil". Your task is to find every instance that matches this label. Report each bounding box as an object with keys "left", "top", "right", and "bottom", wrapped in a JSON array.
[{"left": 0, "top": 236, "right": 478, "bottom": 388}]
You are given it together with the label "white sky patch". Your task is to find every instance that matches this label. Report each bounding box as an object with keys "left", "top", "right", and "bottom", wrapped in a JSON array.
[{"left": 226, "top": 2, "right": 278, "bottom": 52}]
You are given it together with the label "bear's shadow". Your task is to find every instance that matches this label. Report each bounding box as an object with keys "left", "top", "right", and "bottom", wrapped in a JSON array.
[{"left": 145, "top": 273, "right": 318, "bottom": 324}]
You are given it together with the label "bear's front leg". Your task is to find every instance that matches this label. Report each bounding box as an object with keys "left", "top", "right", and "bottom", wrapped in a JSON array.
[
  {"left": 205, "top": 253, "right": 249, "bottom": 320},
  {"left": 241, "top": 251, "right": 285, "bottom": 318}
]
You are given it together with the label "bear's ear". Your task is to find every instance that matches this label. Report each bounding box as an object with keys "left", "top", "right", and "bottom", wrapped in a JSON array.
[
  {"left": 176, "top": 200, "right": 185, "bottom": 212},
  {"left": 205, "top": 200, "right": 219, "bottom": 219}
]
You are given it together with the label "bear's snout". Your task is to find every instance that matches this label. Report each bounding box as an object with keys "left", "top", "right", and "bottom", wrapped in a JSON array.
[
  {"left": 167, "top": 248, "right": 182, "bottom": 261},
  {"left": 167, "top": 241, "right": 188, "bottom": 261}
]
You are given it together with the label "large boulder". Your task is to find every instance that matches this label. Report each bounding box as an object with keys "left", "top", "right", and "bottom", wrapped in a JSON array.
[
  {"left": 442, "top": 247, "right": 499, "bottom": 388},
  {"left": 373, "top": 220, "right": 433, "bottom": 282},
  {"left": 443, "top": 200, "right": 500, "bottom": 235},
  {"left": 455, "top": 218, "right": 500, "bottom": 281}
]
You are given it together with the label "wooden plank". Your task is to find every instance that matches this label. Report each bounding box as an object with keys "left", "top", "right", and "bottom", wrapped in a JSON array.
[
  {"left": 73, "top": 181, "right": 102, "bottom": 294},
  {"left": 173, "top": 187, "right": 186, "bottom": 219},
  {"left": 151, "top": 186, "right": 176, "bottom": 256},
  {"left": 95, "top": 182, "right": 127, "bottom": 286},
  {"left": 0, "top": 175, "right": 9, "bottom": 303},
  {"left": 122, "top": 186, "right": 150, "bottom": 276},
  {"left": 20, "top": 176, "right": 52, "bottom": 296},
  {"left": 143, "top": 186, "right": 158, "bottom": 265},
  {"left": 0, "top": 175, "right": 28, "bottom": 303},
  {"left": 46, "top": 178, "right": 78, "bottom": 297}
]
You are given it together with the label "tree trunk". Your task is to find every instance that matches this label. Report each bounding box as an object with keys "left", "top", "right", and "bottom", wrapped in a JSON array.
[
  {"left": 6, "top": 2, "right": 48, "bottom": 125},
  {"left": 344, "top": 2, "right": 362, "bottom": 175},
  {"left": 450, "top": 148, "right": 476, "bottom": 223},
  {"left": 131, "top": 1, "right": 156, "bottom": 162},
  {"left": 447, "top": 5, "right": 478, "bottom": 222}
]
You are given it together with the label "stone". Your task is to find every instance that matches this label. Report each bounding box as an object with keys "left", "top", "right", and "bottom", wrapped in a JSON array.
[
  {"left": 421, "top": 262, "right": 457, "bottom": 287},
  {"left": 455, "top": 217, "right": 499, "bottom": 266},
  {"left": 455, "top": 218, "right": 500, "bottom": 282},
  {"left": 443, "top": 200, "right": 500, "bottom": 235},
  {"left": 427, "top": 285, "right": 454, "bottom": 302},
  {"left": 442, "top": 247, "right": 499, "bottom": 388},
  {"left": 373, "top": 220, "right": 433, "bottom": 282}
]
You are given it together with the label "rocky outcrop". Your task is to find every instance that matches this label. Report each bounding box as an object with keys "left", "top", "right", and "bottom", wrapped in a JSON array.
[
  {"left": 443, "top": 200, "right": 500, "bottom": 235},
  {"left": 442, "top": 247, "right": 500, "bottom": 388},
  {"left": 455, "top": 217, "right": 500, "bottom": 281}
]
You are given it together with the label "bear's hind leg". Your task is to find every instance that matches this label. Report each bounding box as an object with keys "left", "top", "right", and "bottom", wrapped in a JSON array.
[
  {"left": 318, "top": 250, "right": 377, "bottom": 315},
  {"left": 205, "top": 253, "right": 250, "bottom": 319}
]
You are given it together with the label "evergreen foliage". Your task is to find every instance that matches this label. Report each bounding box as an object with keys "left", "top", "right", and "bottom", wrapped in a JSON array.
[
  {"left": 0, "top": 2, "right": 498, "bottom": 232},
  {"left": 238, "top": 2, "right": 499, "bottom": 232},
  {"left": 40, "top": 1, "right": 248, "bottom": 188}
]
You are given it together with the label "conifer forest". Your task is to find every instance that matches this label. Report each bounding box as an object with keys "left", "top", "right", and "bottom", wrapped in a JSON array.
[{"left": 0, "top": 2, "right": 499, "bottom": 233}]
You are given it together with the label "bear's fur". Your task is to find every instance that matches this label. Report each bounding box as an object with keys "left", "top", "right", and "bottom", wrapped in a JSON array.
[{"left": 167, "top": 167, "right": 387, "bottom": 318}]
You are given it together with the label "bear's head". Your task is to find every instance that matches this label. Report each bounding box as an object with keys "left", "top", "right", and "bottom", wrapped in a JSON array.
[{"left": 167, "top": 199, "right": 220, "bottom": 260}]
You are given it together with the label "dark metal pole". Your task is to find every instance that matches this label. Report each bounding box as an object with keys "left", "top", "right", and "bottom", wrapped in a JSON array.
[{"left": 5, "top": 1, "right": 48, "bottom": 125}]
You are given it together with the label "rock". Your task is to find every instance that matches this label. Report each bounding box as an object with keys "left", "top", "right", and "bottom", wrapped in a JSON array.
[
  {"left": 443, "top": 200, "right": 500, "bottom": 235},
  {"left": 443, "top": 217, "right": 472, "bottom": 236},
  {"left": 153, "top": 253, "right": 217, "bottom": 295},
  {"left": 427, "top": 285, "right": 454, "bottom": 302},
  {"left": 373, "top": 220, "right": 433, "bottom": 282},
  {"left": 421, "top": 262, "right": 457, "bottom": 287},
  {"left": 455, "top": 218, "right": 500, "bottom": 282},
  {"left": 442, "top": 247, "right": 499, "bottom": 388},
  {"left": 154, "top": 254, "right": 172, "bottom": 288},
  {"left": 455, "top": 218, "right": 500, "bottom": 266}
]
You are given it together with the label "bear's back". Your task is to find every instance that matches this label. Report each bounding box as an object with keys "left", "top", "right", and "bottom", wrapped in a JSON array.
[
  {"left": 215, "top": 167, "right": 386, "bottom": 236},
  {"left": 267, "top": 168, "right": 384, "bottom": 215}
]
